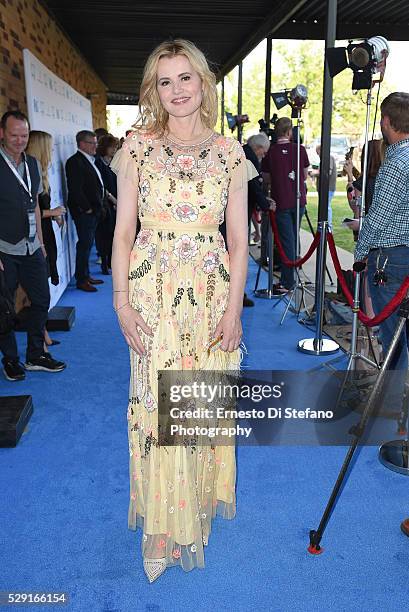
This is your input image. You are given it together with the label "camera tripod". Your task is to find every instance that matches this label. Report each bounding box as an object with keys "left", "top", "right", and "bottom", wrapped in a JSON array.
[
  {"left": 308, "top": 294, "right": 409, "bottom": 554},
  {"left": 313, "top": 89, "right": 379, "bottom": 405}
]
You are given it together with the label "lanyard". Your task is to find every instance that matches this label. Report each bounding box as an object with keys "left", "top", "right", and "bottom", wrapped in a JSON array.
[{"left": 0, "top": 147, "right": 33, "bottom": 204}]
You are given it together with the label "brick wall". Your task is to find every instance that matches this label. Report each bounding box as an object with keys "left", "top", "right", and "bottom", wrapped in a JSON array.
[{"left": 0, "top": 0, "right": 107, "bottom": 127}]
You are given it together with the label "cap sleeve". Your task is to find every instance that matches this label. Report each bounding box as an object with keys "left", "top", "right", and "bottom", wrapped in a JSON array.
[
  {"left": 110, "top": 133, "right": 142, "bottom": 184},
  {"left": 228, "top": 139, "right": 257, "bottom": 193}
]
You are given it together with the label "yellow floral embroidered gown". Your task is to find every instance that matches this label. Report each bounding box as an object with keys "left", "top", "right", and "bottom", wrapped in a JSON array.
[{"left": 111, "top": 130, "right": 250, "bottom": 572}]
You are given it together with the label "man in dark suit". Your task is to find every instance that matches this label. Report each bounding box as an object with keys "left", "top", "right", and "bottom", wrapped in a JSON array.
[
  {"left": 65, "top": 130, "right": 104, "bottom": 292},
  {"left": 243, "top": 132, "right": 274, "bottom": 226},
  {"left": 219, "top": 132, "right": 273, "bottom": 307}
]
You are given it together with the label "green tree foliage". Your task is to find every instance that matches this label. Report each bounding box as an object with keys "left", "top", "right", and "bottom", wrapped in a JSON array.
[{"left": 220, "top": 40, "right": 392, "bottom": 144}]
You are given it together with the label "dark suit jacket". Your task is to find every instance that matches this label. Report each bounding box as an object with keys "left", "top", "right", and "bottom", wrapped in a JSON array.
[
  {"left": 65, "top": 151, "right": 104, "bottom": 218},
  {"left": 243, "top": 143, "right": 270, "bottom": 218}
]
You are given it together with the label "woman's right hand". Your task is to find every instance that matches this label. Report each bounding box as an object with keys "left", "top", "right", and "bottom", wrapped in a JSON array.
[
  {"left": 52, "top": 205, "right": 66, "bottom": 216},
  {"left": 115, "top": 304, "right": 153, "bottom": 356}
]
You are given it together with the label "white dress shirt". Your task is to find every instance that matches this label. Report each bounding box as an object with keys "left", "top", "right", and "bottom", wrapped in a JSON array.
[{"left": 78, "top": 149, "right": 104, "bottom": 193}]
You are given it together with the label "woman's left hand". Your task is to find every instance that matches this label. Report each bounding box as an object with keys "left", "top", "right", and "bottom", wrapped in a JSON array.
[{"left": 213, "top": 309, "right": 242, "bottom": 352}]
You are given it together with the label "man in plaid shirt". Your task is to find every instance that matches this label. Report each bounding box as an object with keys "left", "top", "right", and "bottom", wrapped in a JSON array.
[{"left": 355, "top": 92, "right": 409, "bottom": 538}]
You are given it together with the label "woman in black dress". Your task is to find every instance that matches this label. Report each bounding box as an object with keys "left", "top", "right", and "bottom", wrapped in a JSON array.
[
  {"left": 27, "top": 130, "right": 66, "bottom": 346},
  {"left": 95, "top": 134, "right": 119, "bottom": 274}
]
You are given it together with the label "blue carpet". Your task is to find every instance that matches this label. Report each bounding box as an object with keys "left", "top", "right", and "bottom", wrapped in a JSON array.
[{"left": 0, "top": 256, "right": 408, "bottom": 612}]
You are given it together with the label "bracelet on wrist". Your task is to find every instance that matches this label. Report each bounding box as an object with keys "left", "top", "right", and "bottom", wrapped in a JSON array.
[{"left": 114, "top": 301, "right": 130, "bottom": 312}]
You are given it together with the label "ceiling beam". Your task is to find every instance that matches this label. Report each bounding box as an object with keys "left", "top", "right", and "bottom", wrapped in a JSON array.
[
  {"left": 272, "top": 22, "right": 409, "bottom": 41},
  {"left": 219, "top": 0, "right": 309, "bottom": 78}
]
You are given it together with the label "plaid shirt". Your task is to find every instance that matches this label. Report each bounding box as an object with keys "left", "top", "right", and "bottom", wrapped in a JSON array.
[{"left": 355, "top": 138, "right": 409, "bottom": 260}]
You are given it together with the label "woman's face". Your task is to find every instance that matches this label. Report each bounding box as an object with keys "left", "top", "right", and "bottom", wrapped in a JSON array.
[
  {"left": 156, "top": 54, "right": 203, "bottom": 120},
  {"left": 106, "top": 144, "right": 118, "bottom": 159}
]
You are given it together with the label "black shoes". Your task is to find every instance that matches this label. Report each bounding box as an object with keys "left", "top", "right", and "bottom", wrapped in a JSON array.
[
  {"left": 243, "top": 293, "right": 254, "bottom": 307},
  {"left": 3, "top": 359, "right": 26, "bottom": 381},
  {"left": 24, "top": 353, "right": 66, "bottom": 373}
]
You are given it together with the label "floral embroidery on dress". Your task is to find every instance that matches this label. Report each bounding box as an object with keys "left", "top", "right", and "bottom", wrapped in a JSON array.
[
  {"left": 109, "top": 130, "right": 246, "bottom": 573},
  {"left": 202, "top": 251, "right": 220, "bottom": 274},
  {"left": 173, "top": 235, "right": 199, "bottom": 262},
  {"left": 173, "top": 203, "right": 199, "bottom": 223}
]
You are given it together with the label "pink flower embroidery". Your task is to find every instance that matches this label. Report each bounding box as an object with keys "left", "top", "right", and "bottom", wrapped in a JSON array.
[
  {"left": 157, "top": 539, "right": 166, "bottom": 549},
  {"left": 137, "top": 229, "right": 152, "bottom": 249},
  {"left": 173, "top": 235, "right": 199, "bottom": 263},
  {"left": 155, "top": 492, "right": 161, "bottom": 501},
  {"left": 176, "top": 154, "right": 195, "bottom": 171},
  {"left": 202, "top": 251, "right": 219, "bottom": 274},
  {"left": 179, "top": 499, "right": 186, "bottom": 509},
  {"left": 172, "top": 548, "right": 181, "bottom": 559},
  {"left": 173, "top": 203, "right": 198, "bottom": 223},
  {"left": 181, "top": 355, "right": 194, "bottom": 369},
  {"left": 158, "top": 211, "right": 172, "bottom": 222},
  {"left": 217, "top": 234, "right": 227, "bottom": 251},
  {"left": 200, "top": 212, "right": 215, "bottom": 224}
]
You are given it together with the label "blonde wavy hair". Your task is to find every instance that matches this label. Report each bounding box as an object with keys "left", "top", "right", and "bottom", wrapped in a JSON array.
[
  {"left": 26, "top": 130, "right": 52, "bottom": 192},
  {"left": 134, "top": 39, "right": 218, "bottom": 136}
]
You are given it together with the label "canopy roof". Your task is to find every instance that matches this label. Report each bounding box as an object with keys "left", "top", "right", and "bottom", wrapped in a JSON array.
[{"left": 40, "top": 0, "right": 409, "bottom": 101}]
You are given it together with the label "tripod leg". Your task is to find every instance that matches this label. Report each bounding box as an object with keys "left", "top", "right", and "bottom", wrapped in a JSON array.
[
  {"left": 308, "top": 306, "right": 409, "bottom": 553},
  {"left": 254, "top": 262, "right": 262, "bottom": 292},
  {"left": 279, "top": 289, "right": 295, "bottom": 324}
]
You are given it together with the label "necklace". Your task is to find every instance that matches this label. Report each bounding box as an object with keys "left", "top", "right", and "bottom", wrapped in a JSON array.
[{"left": 165, "top": 129, "right": 214, "bottom": 148}]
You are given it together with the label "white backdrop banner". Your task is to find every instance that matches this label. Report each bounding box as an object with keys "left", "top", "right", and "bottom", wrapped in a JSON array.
[{"left": 23, "top": 49, "right": 94, "bottom": 307}]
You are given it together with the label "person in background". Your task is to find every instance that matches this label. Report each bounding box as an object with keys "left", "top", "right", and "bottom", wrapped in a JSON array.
[
  {"left": 95, "top": 127, "right": 108, "bottom": 141},
  {"left": 65, "top": 130, "right": 104, "bottom": 292},
  {"left": 343, "top": 139, "right": 385, "bottom": 236},
  {"left": 262, "top": 117, "right": 310, "bottom": 292},
  {"left": 95, "top": 134, "right": 119, "bottom": 274},
  {"left": 243, "top": 132, "right": 275, "bottom": 306},
  {"left": 0, "top": 111, "right": 66, "bottom": 380},
  {"left": 26, "top": 130, "right": 66, "bottom": 348}
]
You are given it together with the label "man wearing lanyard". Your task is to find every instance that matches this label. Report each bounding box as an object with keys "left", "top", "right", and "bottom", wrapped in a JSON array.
[
  {"left": 65, "top": 130, "right": 105, "bottom": 292},
  {"left": 0, "top": 110, "right": 66, "bottom": 381},
  {"left": 355, "top": 92, "right": 409, "bottom": 539}
]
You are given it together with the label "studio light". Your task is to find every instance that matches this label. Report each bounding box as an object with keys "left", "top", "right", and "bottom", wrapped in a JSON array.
[
  {"left": 225, "top": 112, "right": 250, "bottom": 131},
  {"left": 327, "top": 35, "right": 390, "bottom": 90},
  {"left": 271, "top": 85, "right": 308, "bottom": 118}
]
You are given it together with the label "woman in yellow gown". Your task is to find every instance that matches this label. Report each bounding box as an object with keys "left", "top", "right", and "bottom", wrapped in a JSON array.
[{"left": 110, "top": 39, "right": 250, "bottom": 582}]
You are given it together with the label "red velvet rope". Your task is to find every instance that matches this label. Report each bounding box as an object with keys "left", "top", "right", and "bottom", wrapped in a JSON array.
[
  {"left": 326, "top": 233, "right": 409, "bottom": 327},
  {"left": 268, "top": 211, "right": 320, "bottom": 268}
]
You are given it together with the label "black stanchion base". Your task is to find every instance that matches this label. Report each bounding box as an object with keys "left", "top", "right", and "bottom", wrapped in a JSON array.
[
  {"left": 379, "top": 440, "right": 409, "bottom": 475},
  {"left": 46, "top": 306, "right": 76, "bottom": 331},
  {"left": 15, "top": 306, "right": 75, "bottom": 332},
  {"left": 0, "top": 395, "right": 33, "bottom": 447},
  {"left": 298, "top": 338, "right": 340, "bottom": 355}
]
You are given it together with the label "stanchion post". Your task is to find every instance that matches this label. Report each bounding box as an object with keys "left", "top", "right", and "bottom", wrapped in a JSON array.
[
  {"left": 297, "top": 0, "right": 340, "bottom": 355},
  {"left": 314, "top": 221, "right": 328, "bottom": 351}
]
